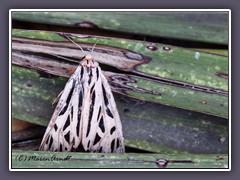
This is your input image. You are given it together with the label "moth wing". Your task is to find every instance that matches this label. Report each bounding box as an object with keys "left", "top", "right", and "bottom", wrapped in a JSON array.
[
  {"left": 39, "top": 66, "right": 83, "bottom": 151},
  {"left": 82, "top": 66, "right": 125, "bottom": 153}
]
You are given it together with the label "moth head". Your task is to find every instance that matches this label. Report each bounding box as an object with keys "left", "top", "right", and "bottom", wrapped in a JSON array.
[{"left": 83, "top": 55, "right": 93, "bottom": 61}]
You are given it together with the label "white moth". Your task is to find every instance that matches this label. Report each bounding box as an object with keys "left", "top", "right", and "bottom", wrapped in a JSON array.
[{"left": 39, "top": 37, "right": 125, "bottom": 153}]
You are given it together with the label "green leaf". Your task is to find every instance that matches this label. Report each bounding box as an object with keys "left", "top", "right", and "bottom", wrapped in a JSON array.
[
  {"left": 12, "top": 65, "right": 228, "bottom": 153},
  {"left": 12, "top": 150, "right": 228, "bottom": 169},
  {"left": 12, "top": 11, "right": 229, "bottom": 44},
  {"left": 12, "top": 30, "right": 228, "bottom": 117}
]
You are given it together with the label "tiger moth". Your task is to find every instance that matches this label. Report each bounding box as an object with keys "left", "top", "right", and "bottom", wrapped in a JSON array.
[{"left": 39, "top": 38, "right": 125, "bottom": 153}]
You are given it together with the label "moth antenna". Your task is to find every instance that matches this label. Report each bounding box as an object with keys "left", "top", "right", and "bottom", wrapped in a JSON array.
[
  {"left": 65, "top": 34, "right": 86, "bottom": 56},
  {"left": 51, "top": 54, "right": 78, "bottom": 63},
  {"left": 91, "top": 39, "right": 100, "bottom": 54}
]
